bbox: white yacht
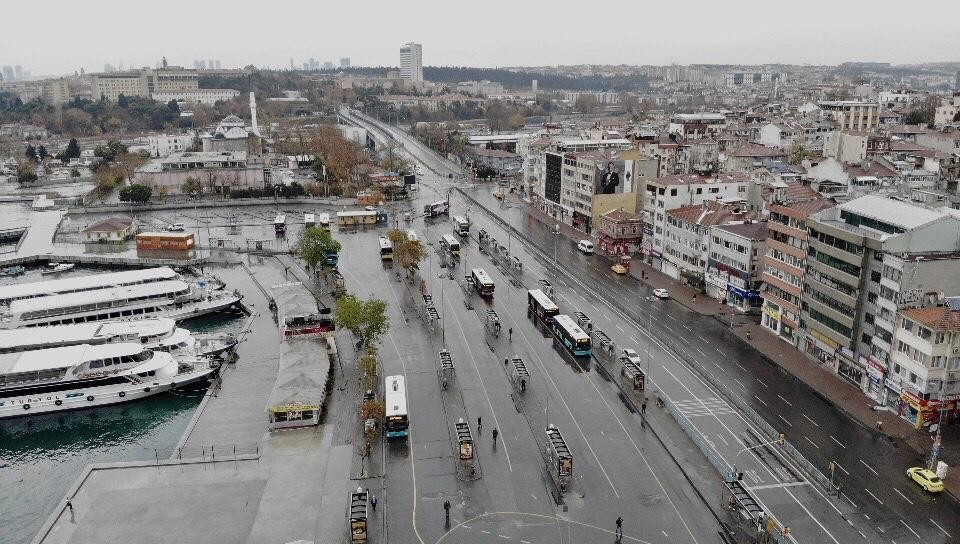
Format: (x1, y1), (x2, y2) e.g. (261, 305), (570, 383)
(0, 267), (179, 306)
(0, 342), (216, 419)
(0, 279), (243, 329)
(0, 318), (237, 358)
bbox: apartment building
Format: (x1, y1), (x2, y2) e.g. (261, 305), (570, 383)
(934, 97), (960, 128)
(661, 200), (754, 285)
(151, 88), (239, 106)
(667, 113), (727, 140)
(92, 67), (199, 101)
(399, 42), (423, 84)
(802, 195), (960, 396)
(760, 198), (836, 346)
(643, 172), (751, 265)
(818, 101), (879, 131)
(891, 303), (960, 428)
(707, 221), (768, 313)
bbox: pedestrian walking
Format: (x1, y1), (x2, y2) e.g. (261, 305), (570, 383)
(492, 428), (498, 445)
(508, 327), (513, 341)
(66, 499), (74, 522)
(371, 495), (377, 511)
(615, 516), (623, 540)
(641, 399), (647, 415)
(477, 416), (482, 435)
(443, 499), (451, 525)
(876, 420), (883, 432)
(504, 357), (509, 366)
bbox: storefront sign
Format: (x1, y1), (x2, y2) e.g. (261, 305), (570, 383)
(761, 303), (781, 320)
(705, 272), (726, 288)
(884, 377), (902, 394)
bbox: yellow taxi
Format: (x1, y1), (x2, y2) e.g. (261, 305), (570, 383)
(907, 467), (944, 493)
(611, 264), (627, 275)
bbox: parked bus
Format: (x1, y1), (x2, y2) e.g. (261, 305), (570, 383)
(527, 289), (560, 324)
(274, 213), (286, 234)
(440, 234), (461, 257)
(336, 210), (377, 227)
(406, 229), (419, 242)
(378, 236), (394, 261)
(317, 213), (331, 231)
(470, 268), (495, 297)
(385, 375), (409, 439)
(551, 314), (592, 357)
(453, 215), (469, 237)
(304, 212), (315, 228)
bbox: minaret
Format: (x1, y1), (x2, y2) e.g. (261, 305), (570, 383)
(249, 92), (259, 136)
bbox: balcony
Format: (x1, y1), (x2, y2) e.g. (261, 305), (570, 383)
(806, 296), (856, 330)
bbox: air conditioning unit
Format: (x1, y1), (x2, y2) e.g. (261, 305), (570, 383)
(953, 346), (960, 355)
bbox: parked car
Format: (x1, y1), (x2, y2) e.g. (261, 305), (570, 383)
(653, 288), (670, 299)
(577, 240), (594, 254)
(907, 467), (944, 493)
(167, 223), (185, 232)
(622, 348), (639, 359)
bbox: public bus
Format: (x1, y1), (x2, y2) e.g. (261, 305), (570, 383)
(317, 213), (331, 231)
(385, 374), (409, 439)
(527, 289), (560, 324)
(551, 314), (592, 357)
(440, 234), (461, 257)
(274, 213), (286, 234)
(378, 236), (394, 261)
(304, 212), (315, 228)
(406, 229), (419, 243)
(470, 268), (495, 297)
(453, 216), (469, 237)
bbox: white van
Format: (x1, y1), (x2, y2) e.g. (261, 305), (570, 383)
(577, 240), (594, 254)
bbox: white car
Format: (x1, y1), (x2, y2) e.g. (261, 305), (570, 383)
(364, 206), (377, 212)
(622, 348), (639, 359)
(577, 240), (594, 254)
(653, 288), (670, 299)
(167, 223), (185, 232)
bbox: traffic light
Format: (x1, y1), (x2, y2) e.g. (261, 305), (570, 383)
(778, 433), (785, 445)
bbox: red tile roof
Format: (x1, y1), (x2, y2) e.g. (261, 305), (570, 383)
(82, 217), (134, 233)
(901, 307), (960, 331)
(665, 200), (756, 227)
(729, 143), (785, 158)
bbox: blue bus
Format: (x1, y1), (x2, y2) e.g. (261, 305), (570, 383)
(551, 314), (592, 357)
(385, 375), (409, 439)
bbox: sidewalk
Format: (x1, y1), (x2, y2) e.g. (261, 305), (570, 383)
(520, 200), (960, 498)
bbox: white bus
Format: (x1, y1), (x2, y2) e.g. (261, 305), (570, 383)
(317, 213), (331, 231)
(527, 289), (560, 324)
(405, 229), (419, 242)
(378, 237), (394, 261)
(385, 374), (409, 439)
(440, 234), (461, 257)
(304, 212), (315, 228)
(551, 314), (592, 357)
(453, 215), (469, 237)
(470, 268), (494, 297)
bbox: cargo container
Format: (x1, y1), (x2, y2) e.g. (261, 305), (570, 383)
(135, 232), (195, 251)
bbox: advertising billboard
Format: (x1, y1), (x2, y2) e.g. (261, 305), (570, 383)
(594, 160), (633, 195)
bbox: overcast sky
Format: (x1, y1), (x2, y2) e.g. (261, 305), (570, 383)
(4, 0), (959, 76)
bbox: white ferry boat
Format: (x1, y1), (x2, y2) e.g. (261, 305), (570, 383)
(0, 267), (179, 306)
(0, 280), (243, 329)
(0, 318), (237, 358)
(0, 342), (216, 419)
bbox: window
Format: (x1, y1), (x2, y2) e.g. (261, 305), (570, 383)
(670, 188), (678, 196)
(870, 271), (881, 283)
(918, 327), (932, 340)
(864, 313), (874, 325)
(738, 185), (746, 193)
(932, 356), (945, 369)
(861, 333), (872, 345)
(934, 332), (947, 344)
(902, 319), (914, 334)
(909, 373), (918, 384)
(696, 188), (702, 195)
(897, 341), (910, 354)
(709, 187), (719, 193)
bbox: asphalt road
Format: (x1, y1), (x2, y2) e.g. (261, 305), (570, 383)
(342, 109), (960, 544)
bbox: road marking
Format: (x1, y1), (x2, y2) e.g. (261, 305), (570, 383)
(802, 414), (819, 427)
(931, 519), (952, 538)
(735, 362), (747, 372)
(777, 414), (793, 427)
(893, 488), (914, 505)
(481, 530), (491, 534)
(696, 347), (706, 357)
(754, 395), (768, 407)
(734, 379), (747, 391)
(682, 324), (692, 332)
(521, 541), (531, 544)
(714, 362), (723, 371)
(864, 488), (883, 504)
(666, 314), (676, 321)
(717, 348), (725, 356)
(745, 481), (811, 491)
(777, 395), (793, 407)
(900, 520), (921, 540)
(498, 535), (510, 540)
(829, 435), (846, 448)
(616, 324), (625, 333)
(844, 494), (858, 508)
(803, 436), (819, 449)
(756, 378), (768, 388)
(697, 334), (708, 342)
(833, 461), (849, 475)
(436, 511), (651, 544)
(860, 459), (879, 476)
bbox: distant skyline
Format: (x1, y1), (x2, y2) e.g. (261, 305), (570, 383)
(3, 0), (959, 76)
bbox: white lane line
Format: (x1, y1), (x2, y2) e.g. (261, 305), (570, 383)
(717, 348), (725, 356)
(833, 461), (850, 476)
(777, 395), (793, 407)
(754, 395), (768, 407)
(616, 324), (625, 333)
(682, 324), (693, 332)
(893, 488), (914, 505)
(697, 334), (708, 343)
(735, 379), (747, 391)
(666, 314), (677, 321)
(696, 347), (707, 357)
(521, 541), (532, 544)
(735, 362), (747, 372)
(481, 530), (491, 534)
(930, 519), (952, 538)
(802, 414), (820, 427)
(498, 535), (510, 540)
(756, 378), (768, 388)
(830, 435), (846, 449)
(864, 488), (883, 505)
(777, 414), (793, 427)
(714, 362), (723, 371)
(844, 494), (858, 508)
(860, 459), (879, 476)
(900, 520), (921, 540)
(803, 436), (819, 449)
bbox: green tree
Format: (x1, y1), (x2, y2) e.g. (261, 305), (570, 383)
(25, 144), (37, 163)
(70, 168), (81, 178)
(94, 140), (128, 163)
(334, 294), (389, 349)
(296, 226), (342, 268)
(128, 184), (152, 203)
(180, 176), (202, 196)
(788, 137), (807, 165)
(574, 93), (598, 114)
(16, 162), (37, 183)
(65, 138), (81, 160)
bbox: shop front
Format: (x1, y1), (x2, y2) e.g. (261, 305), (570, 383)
(761, 300), (781, 335)
(884, 376), (904, 413)
(837, 348), (865, 390)
(705, 270), (728, 301)
(806, 330), (838, 370)
(862, 355), (887, 404)
(726, 282), (762, 313)
(900, 390), (960, 429)
(572, 211), (591, 234)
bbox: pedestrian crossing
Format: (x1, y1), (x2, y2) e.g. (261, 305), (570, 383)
(671, 397), (735, 418)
